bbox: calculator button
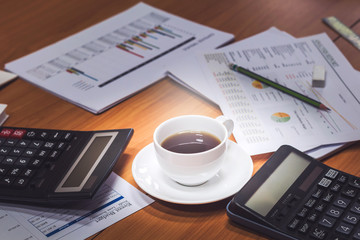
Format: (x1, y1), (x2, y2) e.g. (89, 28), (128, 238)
(37, 149), (49, 158)
(0, 176), (15, 186)
(11, 129), (26, 139)
(4, 139), (18, 146)
(48, 150), (60, 160)
(39, 131), (49, 139)
(43, 142), (55, 149)
(1, 177), (14, 186)
(9, 148), (23, 156)
(326, 206), (343, 218)
(25, 131), (37, 139)
(318, 178), (332, 188)
(305, 198), (317, 208)
(22, 149), (36, 157)
(56, 142), (67, 150)
(62, 132), (73, 141)
(307, 212), (320, 222)
(49, 131), (63, 140)
(0, 129), (14, 138)
(298, 222), (310, 234)
(17, 139), (30, 147)
(315, 202), (327, 212)
(318, 215), (336, 228)
(287, 218), (300, 230)
(333, 196), (351, 209)
(9, 167), (21, 176)
(325, 169), (339, 179)
(0, 147), (11, 155)
(21, 168), (35, 178)
(343, 212), (360, 225)
(309, 227), (327, 239)
(14, 157), (30, 167)
(341, 187), (357, 198)
(351, 202), (360, 214)
(335, 222), (353, 235)
(349, 178), (360, 189)
(322, 192), (334, 202)
(29, 140), (43, 148)
(312, 189), (323, 198)
(297, 207), (309, 218)
(337, 175), (348, 183)
(330, 183), (342, 192)
(2, 156), (16, 165)
(13, 177), (29, 188)
(0, 166), (9, 175)
(29, 158), (43, 168)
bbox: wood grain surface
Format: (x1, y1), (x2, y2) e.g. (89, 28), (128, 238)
(1, 0), (359, 239)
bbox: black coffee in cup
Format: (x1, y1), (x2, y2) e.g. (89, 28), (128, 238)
(161, 130), (221, 154)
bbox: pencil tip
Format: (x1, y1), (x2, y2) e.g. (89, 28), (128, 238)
(320, 104), (331, 111)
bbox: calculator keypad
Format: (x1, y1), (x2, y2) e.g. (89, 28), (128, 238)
(287, 169), (360, 239)
(0, 128), (74, 189)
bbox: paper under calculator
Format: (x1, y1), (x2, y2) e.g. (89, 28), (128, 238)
(227, 145), (360, 240)
(0, 127), (133, 204)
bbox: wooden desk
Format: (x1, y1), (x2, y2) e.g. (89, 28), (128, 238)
(1, 0), (360, 239)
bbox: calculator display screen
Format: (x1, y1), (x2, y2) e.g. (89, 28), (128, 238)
(62, 136), (112, 187)
(245, 152), (310, 216)
(55, 132), (118, 193)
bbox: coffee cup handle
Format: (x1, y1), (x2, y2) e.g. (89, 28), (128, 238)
(216, 115), (234, 138)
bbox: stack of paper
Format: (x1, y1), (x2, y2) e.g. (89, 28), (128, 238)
(167, 27), (360, 159)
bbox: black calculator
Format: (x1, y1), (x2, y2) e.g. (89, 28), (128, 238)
(0, 127), (133, 204)
(227, 145), (360, 240)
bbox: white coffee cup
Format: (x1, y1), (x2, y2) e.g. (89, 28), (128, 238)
(153, 115), (234, 186)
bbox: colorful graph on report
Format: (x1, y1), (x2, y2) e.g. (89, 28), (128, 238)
(27, 12), (195, 87)
(271, 112), (291, 123)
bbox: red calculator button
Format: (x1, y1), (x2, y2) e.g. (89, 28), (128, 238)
(0, 128), (14, 138)
(11, 129), (27, 139)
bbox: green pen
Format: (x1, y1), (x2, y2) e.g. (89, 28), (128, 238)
(229, 63), (330, 111)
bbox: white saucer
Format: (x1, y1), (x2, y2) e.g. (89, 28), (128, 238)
(132, 141), (253, 205)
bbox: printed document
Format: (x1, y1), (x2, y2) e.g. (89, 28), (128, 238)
(196, 33), (360, 155)
(5, 2), (233, 114)
(0, 172), (153, 240)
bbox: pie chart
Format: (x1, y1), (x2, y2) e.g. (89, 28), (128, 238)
(271, 112), (291, 123)
(252, 80), (269, 89)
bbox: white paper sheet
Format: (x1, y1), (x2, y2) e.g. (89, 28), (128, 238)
(0, 70), (17, 87)
(196, 33), (360, 155)
(167, 27), (360, 158)
(0, 172), (153, 240)
(5, 2), (233, 114)
(167, 27), (295, 103)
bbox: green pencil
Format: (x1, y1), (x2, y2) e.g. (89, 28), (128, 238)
(229, 63), (330, 111)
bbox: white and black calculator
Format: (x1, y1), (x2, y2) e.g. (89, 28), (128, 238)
(227, 145), (360, 240)
(0, 127), (133, 204)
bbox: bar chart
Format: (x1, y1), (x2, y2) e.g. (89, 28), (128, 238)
(27, 12), (194, 89)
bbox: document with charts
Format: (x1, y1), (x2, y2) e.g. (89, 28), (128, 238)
(5, 2), (233, 114)
(197, 33), (360, 155)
